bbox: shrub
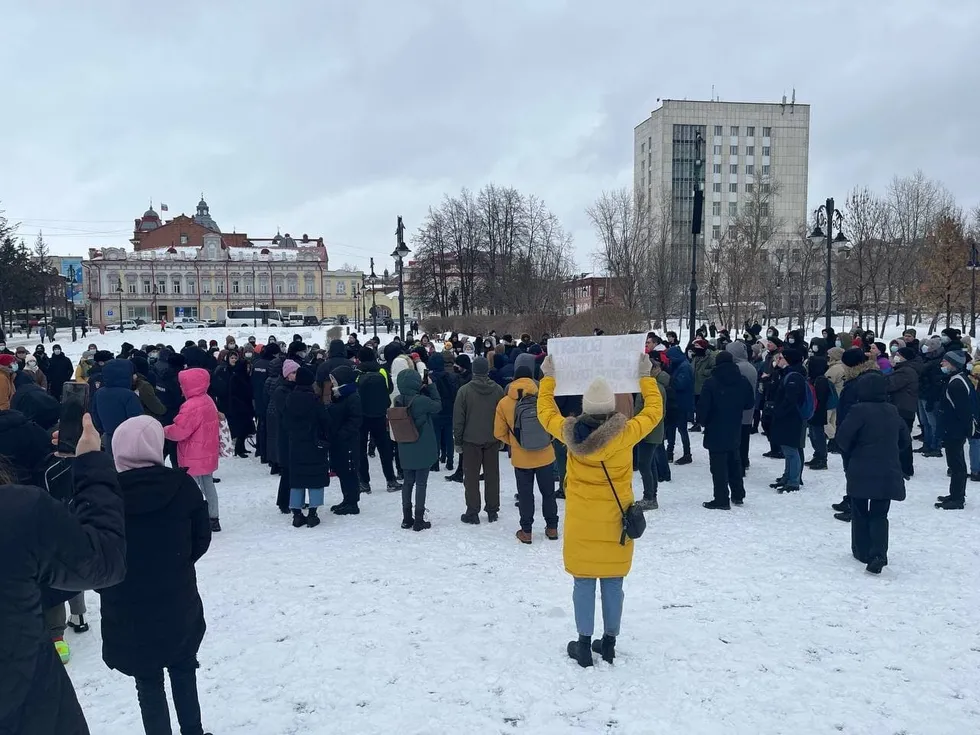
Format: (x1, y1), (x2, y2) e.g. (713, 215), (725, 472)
(559, 306), (647, 336)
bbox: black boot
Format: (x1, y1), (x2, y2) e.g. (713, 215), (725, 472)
(460, 512), (480, 525)
(702, 499), (731, 510)
(401, 507), (414, 530)
(935, 497), (965, 510)
(446, 468), (464, 483)
(834, 510), (852, 522)
(567, 635), (594, 668)
(386, 480), (403, 493)
(808, 459), (828, 470)
(67, 614), (89, 633)
(306, 508), (321, 528)
(831, 497), (849, 512)
(446, 457), (454, 471)
(292, 510), (307, 528)
(866, 557), (887, 574)
(413, 513), (431, 532)
(209, 517), (221, 532)
(591, 635), (616, 664)
(675, 454), (693, 465)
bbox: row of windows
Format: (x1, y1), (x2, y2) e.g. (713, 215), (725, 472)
(711, 182), (772, 194)
(713, 125), (772, 137)
(711, 201), (772, 217)
(118, 276), (356, 296)
(714, 163), (764, 175)
(712, 144), (771, 156)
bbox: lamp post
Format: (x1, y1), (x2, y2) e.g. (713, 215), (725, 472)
(116, 277), (124, 333)
(968, 241), (980, 338)
(352, 287), (360, 332)
(369, 257), (378, 338)
(251, 270), (257, 328)
(809, 197), (850, 333)
(67, 265), (78, 342)
(688, 129), (704, 345)
(392, 216), (410, 341)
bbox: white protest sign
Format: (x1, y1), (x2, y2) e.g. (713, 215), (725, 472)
(547, 333), (647, 396)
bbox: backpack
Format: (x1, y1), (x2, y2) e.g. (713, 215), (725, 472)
(785, 372), (816, 421)
(512, 390), (551, 451)
(387, 397), (419, 443)
(824, 380), (839, 410)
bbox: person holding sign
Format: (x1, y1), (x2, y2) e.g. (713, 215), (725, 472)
(537, 351), (663, 668)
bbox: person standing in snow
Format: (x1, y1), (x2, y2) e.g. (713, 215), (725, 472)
(284, 367), (330, 528)
(769, 348), (807, 493)
(454, 356), (505, 525)
(664, 346), (693, 464)
(269, 359), (299, 511)
(105, 416), (212, 734)
(392, 368), (441, 531)
(326, 365), (363, 515)
(726, 341), (758, 472)
(45, 344), (74, 401)
(936, 350), (972, 510)
(538, 352), (662, 668)
(91, 359), (143, 459)
(355, 346), (400, 493)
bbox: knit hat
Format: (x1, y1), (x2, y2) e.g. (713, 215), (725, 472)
(111, 416), (165, 472)
(693, 338), (710, 351)
(922, 337), (942, 354)
(358, 346), (375, 363)
(767, 337), (783, 350)
(514, 353), (537, 377)
(715, 351), (734, 365)
(782, 348), (805, 365)
(903, 328), (917, 339)
(874, 341), (888, 356)
(264, 342), (281, 359)
(0, 354), (16, 368)
(455, 354), (472, 371)
(842, 347), (867, 368)
(282, 359), (300, 379)
(942, 350), (968, 371)
(295, 366), (315, 387)
(897, 346), (917, 361)
(94, 350), (114, 363)
(582, 377), (616, 416)
(472, 356), (490, 376)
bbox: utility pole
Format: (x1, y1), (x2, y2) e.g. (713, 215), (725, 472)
(688, 129), (704, 345)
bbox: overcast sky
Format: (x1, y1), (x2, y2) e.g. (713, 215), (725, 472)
(3, 1), (978, 271)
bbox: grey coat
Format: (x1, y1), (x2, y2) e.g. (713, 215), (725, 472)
(727, 341), (759, 425)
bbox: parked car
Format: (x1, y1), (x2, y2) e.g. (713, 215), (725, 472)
(319, 317), (336, 326)
(106, 320), (140, 332)
(166, 317), (206, 329)
(303, 316), (320, 327)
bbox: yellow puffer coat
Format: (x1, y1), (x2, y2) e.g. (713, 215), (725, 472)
(494, 377), (556, 469)
(538, 375), (663, 579)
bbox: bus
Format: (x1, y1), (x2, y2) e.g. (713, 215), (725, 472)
(225, 308), (284, 327)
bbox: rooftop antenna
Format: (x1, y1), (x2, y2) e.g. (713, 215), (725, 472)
(781, 93), (787, 114)
(791, 87), (796, 113)
(711, 84), (714, 101)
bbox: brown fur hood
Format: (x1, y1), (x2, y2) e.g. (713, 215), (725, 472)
(561, 413), (628, 458)
(843, 359), (879, 382)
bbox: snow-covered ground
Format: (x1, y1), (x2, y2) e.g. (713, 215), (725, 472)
(35, 328), (980, 734)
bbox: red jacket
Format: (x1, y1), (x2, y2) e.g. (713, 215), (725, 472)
(164, 369), (220, 476)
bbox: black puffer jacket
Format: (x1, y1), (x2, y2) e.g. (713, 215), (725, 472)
(696, 359), (755, 452)
(885, 359), (920, 419)
(806, 356), (831, 428)
(11, 379), (61, 431)
(918, 352), (946, 409)
(837, 360), (880, 430)
(836, 372), (909, 501)
(266, 381), (294, 467)
(100, 464), (210, 678)
(940, 371), (974, 444)
(0, 409), (56, 485)
(326, 365), (362, 473)
(45, 352), (74, 402)
(316, 340), (353, 395)
(283, 385), (331, 488)
(356, 360), (393, 418)
(769, 363), (807, 449)
(0, 452), (127, 735)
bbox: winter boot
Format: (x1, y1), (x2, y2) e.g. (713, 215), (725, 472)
(567, 635), (594, 668)
(935, 497), (965, 510)
(487, 510), (499, 523)
(292, 510), (307, 528)
(731, 493), (745, 506)
(359, 481), (372, 495)
(53, 637), (71, 665)
(460, 512), (480, 525)
(675, 455), (693, 466)
(702, 499), (731, 510)
(778, 485), (800, 494)
(770, 478), (786, 489)
(209, 517), (221, 532)
(306, 508), (321, 528)
(516, 529), (533, 544)
(413, 517), (431, 532)
(834, 510), (852, 522)
(430, 462), (440, 472)
(386, 480), (403, 493)
(636, 496), (658, 511)
(555, 486), (566, 500)
(970, 473), (980, 482)
(591, 635), (616, 664)
(832, 497), (850, 512)
(866, 556), (887, 575)
(446, 468), (464, 483)
(808, 459), (828, 470)
(828, 439), (841, 454)
(333, 503), (360, 515)
(68, 615), (89, 633)
(689, 423), (702, 433)
(545, 527), (559, 541)
(446, 457), (454, 471)
(402, 507), (414, 530)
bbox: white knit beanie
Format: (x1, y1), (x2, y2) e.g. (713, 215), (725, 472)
(582, 377), (616, 416)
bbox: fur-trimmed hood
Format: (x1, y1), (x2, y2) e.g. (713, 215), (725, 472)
(843, 358), (879, 383)
(561, 412), (628, 459)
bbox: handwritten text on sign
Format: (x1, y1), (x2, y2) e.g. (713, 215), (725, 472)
(547, 334), (647, 396)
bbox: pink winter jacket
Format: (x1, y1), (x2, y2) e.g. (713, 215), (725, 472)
(163, 368), (220, 476)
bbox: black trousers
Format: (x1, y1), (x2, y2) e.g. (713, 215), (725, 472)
(337, 467), (360, 507)
(515, 465), (558, 532)
(708, 450), (744, 503)
(234, 435), (247, 455)
(945, 436), (967, 499)
(133, 657), (204, 735)
(255, 414), (266, 461)
(359, 416), (395, 484)
(164, 439), (179, 470)
(900, 413), (915, 477)
(850, 498), (890, 563)
(739, 424), (751, 468)
(635, 442), (658, 499)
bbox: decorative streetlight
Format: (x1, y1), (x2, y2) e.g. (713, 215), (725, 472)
(968, 241), (980, 338)
(809, 198), (850, 333)
(392, 216), (411, 341)
(67, 265), (78, 342)
(369, 257), (378, 338)
(251, 269), (258, 328)
(116, 277), (125, 333)
(352, 286), (360, 332)
(688, 129), (704, 345)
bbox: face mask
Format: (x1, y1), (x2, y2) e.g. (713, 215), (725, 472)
(893, 356), (904, 364)
(53, 349), (62, 355)
(941, 365), (952, 375)
(941, 335), (951, 344)
(0, 344), (5, 351)
(835, 340), (842, 348)
(890, 345), (898, 354)
(11, 363), (18, 372)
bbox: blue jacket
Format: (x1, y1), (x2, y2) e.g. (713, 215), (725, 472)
(92, 359), (143, 437)
(666, 346), (695, 416)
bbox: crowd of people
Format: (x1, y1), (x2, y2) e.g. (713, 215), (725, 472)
(1, 316), (975, 732)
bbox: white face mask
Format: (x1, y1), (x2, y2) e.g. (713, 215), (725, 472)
(53, 349), (61, 355)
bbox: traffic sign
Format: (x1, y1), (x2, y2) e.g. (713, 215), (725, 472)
(107, 310), (113, 316)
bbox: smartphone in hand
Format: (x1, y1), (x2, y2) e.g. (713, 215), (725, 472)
(57, 382), (89, 455)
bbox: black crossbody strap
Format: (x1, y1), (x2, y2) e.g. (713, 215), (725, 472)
(601, 462), (626, 515)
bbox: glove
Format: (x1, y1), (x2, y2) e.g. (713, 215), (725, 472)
(541, 354), (555, 378)
(454, 444), (464, 458)
(638, 352), (653, 379)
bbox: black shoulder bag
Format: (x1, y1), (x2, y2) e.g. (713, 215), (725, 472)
(601, 462), (647, 545)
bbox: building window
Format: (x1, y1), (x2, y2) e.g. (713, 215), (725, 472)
(713, 125), (722, 136)
(712, 182), (722, 193)
(746, 126), (755, 136)
(287, 278), (298, 295)
(763, 127), (772, 137)
(712, 202), (721, 216)
(640, 142), (646, 153)
(762, 183), (772, 194)
(745, 164), (755, 175)
(730, 126), (738, 136)
(713, 163), (721, 174)
(232, 280), (240, 294)
(275, 281), (284, 295)
(745, 183), (755, 194)
(305, 278), (315, 296)
(180, 234), (188, 245)
(244, 280), (252, 294)
(216, 280), (225, 295)
(187, 280), (196, 295)
(336, 281), (346, 295)
(729, 183), (738, 193)
(713, 144), (722, 155)
(760, 203), (770, 217)
(729, 202), (738, 216)
(730, 145), (738, 156)
(157, 279), (167, 294)
(259, 276), (269, 294)
(730, 164), (738, 175)
(712, 225), (721, 240)
(762, 164), (771, 176)
(142, 279), (151, 294)
(762, 146), (771, 156)
(172, 279), (180, 295)
(201, 279), (211, 295)
(747, 145), (755, 156)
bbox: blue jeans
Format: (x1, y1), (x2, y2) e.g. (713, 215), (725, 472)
(918, 399), (938, 451)
(290, 488), (324, 509)
(969, 438), (980, 475)
(781, 445), (802, 486)
(572, 577), (624, 638)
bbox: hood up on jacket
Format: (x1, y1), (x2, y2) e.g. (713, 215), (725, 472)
(328, 339), (347, 359)
(506, 376), (539, 400)
(396, 367), (423, 397)
(666, 346), (688, 365)
(854, 370), (888, 403)
(112, 415), (165, 472)
(726, 340), (748, 363)
(102, 358), (135, 389)
(177, 367), (211, 398)
(843, 358), (880, 383)
(827, 346), (844, 365)
(383, 342), (404, 365)
(712, 359), (743, 386)
(807, 355), (829, 379)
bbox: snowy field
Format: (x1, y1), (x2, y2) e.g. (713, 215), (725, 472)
(26, 327), (980, 734)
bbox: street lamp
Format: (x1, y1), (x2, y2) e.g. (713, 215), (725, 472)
(968, 241), (980, 338)
(369, 257), (378, 338)
(352, 286), (360, 332)
(809, 197), (850, 333)
(67, 265), (78, 342)
(251, 269), (257, 328)
(392, 216), (411, 341)
(116, 277), (124, 333)
(689, 129), (704, 345)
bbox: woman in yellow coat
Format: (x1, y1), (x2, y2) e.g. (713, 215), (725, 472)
(538, 352), (663, 667)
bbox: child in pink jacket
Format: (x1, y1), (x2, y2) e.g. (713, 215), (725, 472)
(164, 368), (222, 531)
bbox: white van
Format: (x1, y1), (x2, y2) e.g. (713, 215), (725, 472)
(286, 312), (305, 327)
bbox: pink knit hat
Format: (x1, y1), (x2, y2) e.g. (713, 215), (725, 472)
(282, 359), (300, 379)
(112, 416), (165, 472)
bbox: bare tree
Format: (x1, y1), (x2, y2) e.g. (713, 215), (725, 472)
(839, 187), (891, 329)
(644, 190), (680, 329)
(921, 208), (970, 329)
(587, 188), (648, 313)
